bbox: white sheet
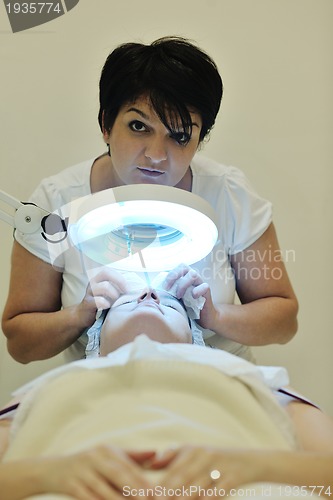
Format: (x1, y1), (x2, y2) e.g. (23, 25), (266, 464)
(4, 336), (317, 499)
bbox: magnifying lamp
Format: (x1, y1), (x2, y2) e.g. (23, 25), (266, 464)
(0, 184), (218, 272)
(68, 184), (218, 272)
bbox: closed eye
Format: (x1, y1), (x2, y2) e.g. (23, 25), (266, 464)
(164, 304), (177, 310)
(114, 299), (136, 308)
(162, 300), (185, 312)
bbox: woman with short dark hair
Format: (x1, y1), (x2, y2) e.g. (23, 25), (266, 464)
(2, 37), (298, 364)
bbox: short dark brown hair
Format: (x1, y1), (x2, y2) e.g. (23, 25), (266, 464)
(98, 36), (223, 143)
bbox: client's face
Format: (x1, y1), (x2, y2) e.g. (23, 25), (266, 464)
(100, 287), (192, 354)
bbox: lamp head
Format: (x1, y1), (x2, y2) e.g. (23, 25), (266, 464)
(68, 185), (218, 272)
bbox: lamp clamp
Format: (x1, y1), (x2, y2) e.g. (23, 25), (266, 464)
(0, 189), (68, 240)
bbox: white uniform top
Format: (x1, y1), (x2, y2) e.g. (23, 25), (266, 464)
(15, 153), (272, 361)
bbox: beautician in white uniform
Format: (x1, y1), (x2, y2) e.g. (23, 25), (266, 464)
(2, 37), (298, 363)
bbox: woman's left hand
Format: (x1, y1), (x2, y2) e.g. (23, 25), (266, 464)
(163, 264), (217, 330)
(148, 445), (268, 497)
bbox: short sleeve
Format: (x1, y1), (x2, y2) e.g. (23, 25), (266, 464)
(223, 166), (273, 254)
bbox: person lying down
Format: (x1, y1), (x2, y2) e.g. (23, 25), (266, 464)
(0, 285), (333, 500)
(84, 266), (208, 358)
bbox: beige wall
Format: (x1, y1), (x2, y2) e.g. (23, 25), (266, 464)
(0, 0), (332, 414)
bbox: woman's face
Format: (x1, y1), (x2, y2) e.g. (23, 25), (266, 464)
(100, 287), (192, 354)
(103, 95), (202, 189)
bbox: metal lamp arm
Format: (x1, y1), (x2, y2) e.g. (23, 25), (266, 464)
(0, 189), (66, 236)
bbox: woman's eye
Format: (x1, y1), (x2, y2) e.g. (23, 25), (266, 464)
(115, 300), (133, 307)
(129, 120), (147, 132)
(164, 303), (177, 310)
(170, 131), (190, 145)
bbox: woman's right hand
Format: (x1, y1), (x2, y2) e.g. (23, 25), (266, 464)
(2, 244), (130, 362)
(2, 446), (155, 500)
(77, 268), (129, 329)
(39, 446), (154, 500)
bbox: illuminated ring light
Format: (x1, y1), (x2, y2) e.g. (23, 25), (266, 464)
(68, 184), (218, 272)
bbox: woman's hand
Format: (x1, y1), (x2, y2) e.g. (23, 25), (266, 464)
(149, 445), (268, 496)
(163, 264), (217, 330)
(76, 269), (129, 329)
(36, 446), (154, 500)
